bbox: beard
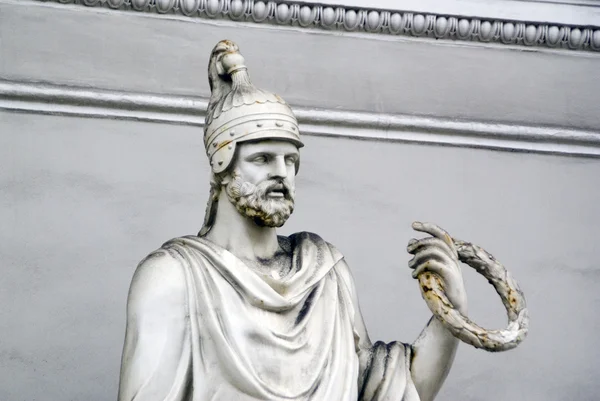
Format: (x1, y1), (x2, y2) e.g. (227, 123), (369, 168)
(224, 174), (296, 227)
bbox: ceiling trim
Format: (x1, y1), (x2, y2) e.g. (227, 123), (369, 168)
(3, 79), (599, 157)
(28, 0), (600, 52)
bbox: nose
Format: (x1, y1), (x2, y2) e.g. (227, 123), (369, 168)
(268, 156), (287, 180)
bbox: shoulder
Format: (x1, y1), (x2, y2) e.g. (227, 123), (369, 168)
(287, 231), (345, 260)
(127, 248), (188, 317)
(288, 231), (355, 286)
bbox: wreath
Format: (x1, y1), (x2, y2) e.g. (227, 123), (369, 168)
(416, 225), (529, 352)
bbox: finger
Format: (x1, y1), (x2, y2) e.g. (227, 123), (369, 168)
(412, 221), (452, 245)
(407, 237), (455, 260)
(412, 221), (457, 258)
(411, 259), (449, 279)
(408, 247), (454, 270)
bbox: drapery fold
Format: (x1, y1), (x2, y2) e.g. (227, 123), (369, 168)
(125, 232), (419, 401)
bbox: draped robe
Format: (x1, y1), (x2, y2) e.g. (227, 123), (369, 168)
(118, 232), (420, 401)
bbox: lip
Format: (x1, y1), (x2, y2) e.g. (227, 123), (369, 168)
(266, 184), (287, 198)
(267, 191), (285, 198)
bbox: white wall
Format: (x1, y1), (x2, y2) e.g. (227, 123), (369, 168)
(1, 110), (599, 400)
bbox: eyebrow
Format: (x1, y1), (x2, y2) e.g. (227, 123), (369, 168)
(244, 150), (299, 158)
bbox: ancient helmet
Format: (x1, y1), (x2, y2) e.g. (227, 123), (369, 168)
(204, 40), (303, 174)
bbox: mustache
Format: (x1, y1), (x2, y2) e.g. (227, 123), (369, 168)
(229, 177), (295, 200)
(260, 179), (294, 199)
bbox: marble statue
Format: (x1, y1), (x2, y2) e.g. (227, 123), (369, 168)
(118, 40), (528, 401)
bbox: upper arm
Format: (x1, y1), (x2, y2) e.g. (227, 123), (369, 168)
(118, 250), (189, 401)
(333, 256), (378, 392)
(336, 258), (373, 389)
(334, 257), (373, 350)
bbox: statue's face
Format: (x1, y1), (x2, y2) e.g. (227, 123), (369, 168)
(224, 140), (299, 227)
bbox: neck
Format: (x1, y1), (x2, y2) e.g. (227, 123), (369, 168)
(204, 191), (280, 261)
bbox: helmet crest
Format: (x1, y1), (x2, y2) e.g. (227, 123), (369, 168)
(204, 40), (303, 174)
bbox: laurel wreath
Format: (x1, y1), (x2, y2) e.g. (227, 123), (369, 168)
(417, 238), (529, 352)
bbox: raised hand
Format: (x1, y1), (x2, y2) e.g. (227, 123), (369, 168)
(407, 221), (467, 314)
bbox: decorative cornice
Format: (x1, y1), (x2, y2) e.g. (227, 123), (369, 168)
(2, 79), (599, 157)
(34, 0), (600, 52)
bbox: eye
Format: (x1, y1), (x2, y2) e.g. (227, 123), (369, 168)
(252, 155), (268, 164)
(285, 156), (298, 165)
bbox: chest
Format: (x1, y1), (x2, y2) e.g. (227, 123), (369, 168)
(244, 252), (293, 280)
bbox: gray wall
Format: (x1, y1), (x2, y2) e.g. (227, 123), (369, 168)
(2, 1), (600, 400)
(3, 1), (600, 131)
(1, 110), (599, 401)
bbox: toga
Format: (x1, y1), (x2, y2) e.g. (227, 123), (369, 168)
(118, 232), (420, 401)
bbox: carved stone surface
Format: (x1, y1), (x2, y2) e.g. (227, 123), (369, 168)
(415, 225), (529, 352)
(117, 40), (528, 401)
(36, 0), (600, 52)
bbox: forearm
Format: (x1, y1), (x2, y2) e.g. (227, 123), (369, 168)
(410, 313), (462, 401)
(406, 222), (472, 401)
